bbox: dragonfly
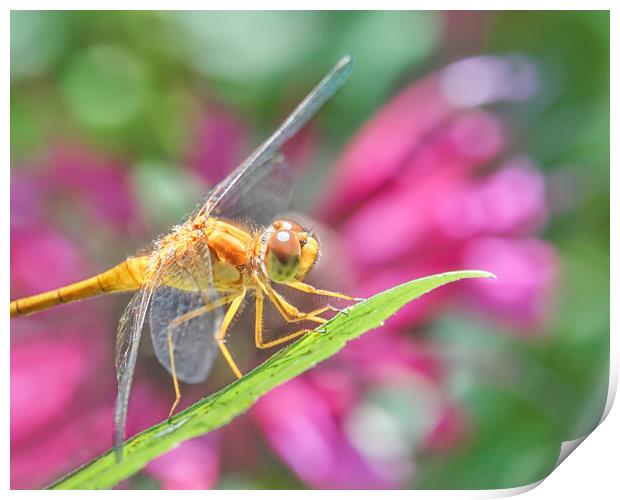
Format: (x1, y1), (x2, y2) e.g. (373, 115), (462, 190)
(10, 55), (357, 459)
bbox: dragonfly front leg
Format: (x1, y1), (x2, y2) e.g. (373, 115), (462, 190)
(283, 280), (360, 302)
(256, 280), (333, 324)
(254, 288), (319, 349)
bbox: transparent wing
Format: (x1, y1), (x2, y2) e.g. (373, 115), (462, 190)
(149, 287), (220, 383)
(207, 153), (293, 227)
(113, 262), (163, 459)
(148, 241), (224, 384)
(193, 55), (354, 222)
(113, 56), (354, 457)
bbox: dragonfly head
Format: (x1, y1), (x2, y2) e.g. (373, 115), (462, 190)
(264, 219), (319, 283)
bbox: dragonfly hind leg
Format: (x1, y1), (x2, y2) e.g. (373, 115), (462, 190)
(165, 293), (237, 419)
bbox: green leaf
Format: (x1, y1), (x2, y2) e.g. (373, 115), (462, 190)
(49, 270), (494, 490)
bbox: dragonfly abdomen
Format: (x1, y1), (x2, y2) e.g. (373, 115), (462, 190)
(10, 256), (150, 317)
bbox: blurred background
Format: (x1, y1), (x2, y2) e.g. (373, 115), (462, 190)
(10, 11), (609, 490)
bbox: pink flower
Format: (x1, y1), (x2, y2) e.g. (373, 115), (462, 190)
(317, 55), (555, 328)
(11, 55), (557, 490)
(254, 378), (389, 489)
(462, 237), (557, 329)
(187, 106), (247, 186)
(11, 152), (168, 489)
(144, 436), (220, 490)
(252, 55), (556, 488)
(11, 140), (228, 490)
(11, 188), (116, 488)
(253, 330), (463, 489)
(10, 319), (111, 489)
(186, 103), (317, 187)
(123, 384), (221, 490)
(44, 143), (142, 234)
(11, 226), (88, 297)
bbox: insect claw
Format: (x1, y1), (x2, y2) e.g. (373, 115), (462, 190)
(326, 304), (349, 317)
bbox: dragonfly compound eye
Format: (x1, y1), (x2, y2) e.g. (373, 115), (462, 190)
(266, 230), (301, 283)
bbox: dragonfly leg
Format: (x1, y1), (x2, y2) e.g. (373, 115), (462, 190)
(169, 294), (236, 329)
(257, 280), (329, 324)
(166, 330), (182, 421)
(166, 293), (237, 419)
(283, 281), (360, 302)
(254, 286), (264, 347)
(254, 287), (317, 349)
(215, 289), (247, 379)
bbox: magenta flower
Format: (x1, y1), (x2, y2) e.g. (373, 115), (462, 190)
(187, 106), (248, 185)
(11, 55), (557, 490)
(11, 225), (88, 298)
(253, 330), (453, 489)
(144, 436), (220, 490)
(254, 378), (387, 489)
(462, 236), (556, 329)
(251, 56), (557, 488)
(44, 143), (141, 234)
(11, 135), (233, 489)
(121, 383), (221, 490)
(186, 104), (318, 188)
(11, 150), (139, 487)
(10, 312), (111, 489)
(11, 161), (119, 489)
(317, 55), (556, 329)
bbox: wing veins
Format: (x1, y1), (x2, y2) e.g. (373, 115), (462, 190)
(197, 55), (353, 219)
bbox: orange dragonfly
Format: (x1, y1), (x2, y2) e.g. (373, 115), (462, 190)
(10, 55), (356, 458)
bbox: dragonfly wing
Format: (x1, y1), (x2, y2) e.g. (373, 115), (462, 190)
(193, 56), (353, 222)
(208, 153), (293, 226)
(247, 54), (354, 166)
(149, 287), (223, 384)
(113, 263), (162, 459)
(112, 57), (354, 456)
(149, 240), (224, 384)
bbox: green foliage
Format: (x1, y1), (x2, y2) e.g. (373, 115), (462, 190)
(49, 270), (493, 490)
(418, 316), (567, 488)
(417, 384), (562, 489)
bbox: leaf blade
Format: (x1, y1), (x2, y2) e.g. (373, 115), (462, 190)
(50, 270), (494, 490)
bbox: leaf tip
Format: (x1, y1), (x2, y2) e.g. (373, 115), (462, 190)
(464, 270), (497, 280)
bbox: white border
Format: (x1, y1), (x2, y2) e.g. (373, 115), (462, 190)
(4, 3), (615, 497)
